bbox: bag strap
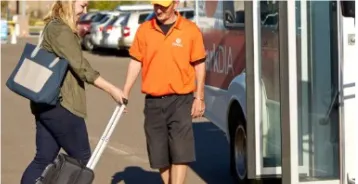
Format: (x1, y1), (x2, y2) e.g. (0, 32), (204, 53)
(30, 22), (50, 58)
(29, 22), (62, 69)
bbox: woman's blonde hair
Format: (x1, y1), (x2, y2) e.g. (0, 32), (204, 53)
(43, 0), (77, 32)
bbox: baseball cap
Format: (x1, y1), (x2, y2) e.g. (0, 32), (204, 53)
(151, 0), (174, 7)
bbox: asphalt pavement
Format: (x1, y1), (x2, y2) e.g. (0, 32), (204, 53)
(1, 38), (235, 184)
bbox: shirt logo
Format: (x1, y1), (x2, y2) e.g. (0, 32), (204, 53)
(172, 38), (183, 47)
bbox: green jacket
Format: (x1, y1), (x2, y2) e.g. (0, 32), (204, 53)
(31, 18), (100, 118)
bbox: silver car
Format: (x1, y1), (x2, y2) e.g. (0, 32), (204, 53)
(90, 12), (120, 50)
(101, 13), (129, 49)
(118, 10), (153, 50)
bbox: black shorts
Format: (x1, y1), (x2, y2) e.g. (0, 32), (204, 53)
(143, 93), (195, 169)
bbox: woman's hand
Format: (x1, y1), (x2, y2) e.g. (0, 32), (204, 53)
(93, 76), (127, 106)
(109, 87), (126, 105)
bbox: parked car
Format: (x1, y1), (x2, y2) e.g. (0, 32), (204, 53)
(101, 13), (129, 49)
(78, 12), (101, 38)
(78, 11), (109, 50)
(117, 10), (153, 50)
(115, 4), (153, 12)
(79, 12), (97, 22)
(89, 12), (121, 50)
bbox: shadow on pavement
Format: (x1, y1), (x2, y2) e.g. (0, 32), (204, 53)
(190, 121), (236, 184)
(110, 122), (234, 184)
(111, 122), (281, 184)
(111, 166), (162, 184)
(190, 121), (282, 184)
(88, 48), (129, 58)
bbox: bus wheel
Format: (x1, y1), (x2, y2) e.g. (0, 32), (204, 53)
(229, 107), (248, 183)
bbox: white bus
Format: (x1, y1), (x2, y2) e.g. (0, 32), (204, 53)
(197, 1), (356, 183)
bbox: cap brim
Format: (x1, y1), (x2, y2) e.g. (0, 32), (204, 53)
(151, 1), (172, 7)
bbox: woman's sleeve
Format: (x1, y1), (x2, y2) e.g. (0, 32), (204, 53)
(45, 23), (100, 84)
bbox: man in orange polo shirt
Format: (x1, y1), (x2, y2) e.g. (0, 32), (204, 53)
(122, 0), (206, 183)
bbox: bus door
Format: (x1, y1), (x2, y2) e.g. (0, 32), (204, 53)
(340, 1), (356, 183)
(245, 0), (283, 179)
(245, 0), (356, 183)
(279, 1), (356, 184)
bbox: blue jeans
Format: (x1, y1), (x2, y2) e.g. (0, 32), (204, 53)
(21, 104), (91, 184)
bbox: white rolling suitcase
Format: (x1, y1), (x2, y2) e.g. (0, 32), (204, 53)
(36, 101), (127, 184)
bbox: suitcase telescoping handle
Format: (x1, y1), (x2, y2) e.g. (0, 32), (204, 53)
(86, 99), (128, 170)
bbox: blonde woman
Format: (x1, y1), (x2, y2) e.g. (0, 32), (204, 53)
(20, 1), (125, 183)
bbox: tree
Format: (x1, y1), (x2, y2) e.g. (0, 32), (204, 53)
(88, 1), (140, 11)
(1, 1), (9, 18)
(1, 1), (8, 9)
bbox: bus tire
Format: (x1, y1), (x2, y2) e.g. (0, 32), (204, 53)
(229, 103), (249, 184)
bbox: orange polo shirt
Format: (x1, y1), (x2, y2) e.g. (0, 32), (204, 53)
(129, 13), (206, 96)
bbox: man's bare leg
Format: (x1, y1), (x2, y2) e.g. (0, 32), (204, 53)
(159, 166), (171, 184)
(170, 164), (188, 184)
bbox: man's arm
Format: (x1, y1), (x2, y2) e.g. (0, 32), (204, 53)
(190, 26), (207, 100)
(124, 23), (144, 96)
(123, 59), (142, 96)
(193, 59), (206, 100)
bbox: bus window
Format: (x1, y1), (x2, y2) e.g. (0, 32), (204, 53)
(260, 1), (278, 28)
(259, 0), (281, 168)
(223, 0), (245, 28)
(341, 0), (355, 18)
(185, 11), (194, 20)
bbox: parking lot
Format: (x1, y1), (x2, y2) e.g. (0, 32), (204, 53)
(1, 38), (235, 184)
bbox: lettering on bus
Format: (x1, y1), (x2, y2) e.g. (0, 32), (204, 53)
(205, 43), (235, 76)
